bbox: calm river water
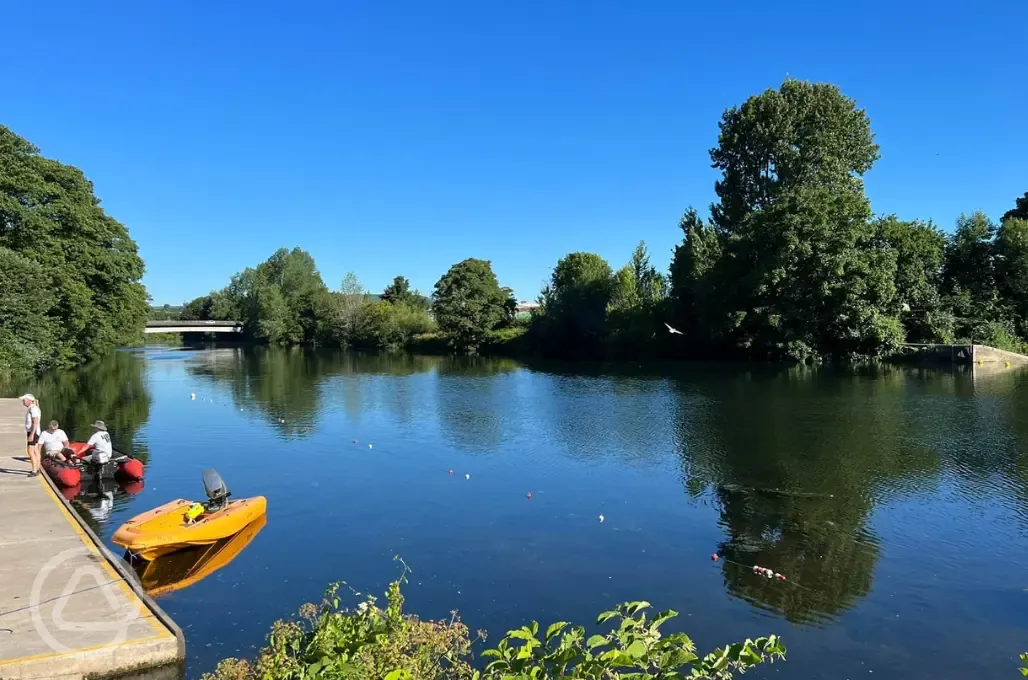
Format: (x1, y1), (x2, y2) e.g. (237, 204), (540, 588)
(6, 346), (1028, 678)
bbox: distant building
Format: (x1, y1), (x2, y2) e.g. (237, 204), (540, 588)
(515, 301), (540, 318)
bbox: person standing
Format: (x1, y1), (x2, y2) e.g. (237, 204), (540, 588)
(20, 394), (41, 476)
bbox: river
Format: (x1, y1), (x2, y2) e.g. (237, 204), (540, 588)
(6, 346), (1028, 679)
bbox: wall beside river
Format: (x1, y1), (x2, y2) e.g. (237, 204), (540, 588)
(5, 345), (1028, 680)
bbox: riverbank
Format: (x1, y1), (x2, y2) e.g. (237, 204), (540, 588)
(0, 399), (183, 680)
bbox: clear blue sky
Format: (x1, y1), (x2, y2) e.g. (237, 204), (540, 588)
(3, 1), (1024, 304)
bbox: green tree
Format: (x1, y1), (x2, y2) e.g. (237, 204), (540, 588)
(432, 259), (514, 351)
(1002, 192), (1028, 223)
(995, 217), (1028, 334)
(607, 242), (666, 351)
(668, 208), (722, 346)
(874, 216), (953, 343)
(0, 248), (56, 373)
(382, 275), (413, 305)
(703, 80), (899, 360)
(0, 125), (148, 371)
(538, 252), (613, 357)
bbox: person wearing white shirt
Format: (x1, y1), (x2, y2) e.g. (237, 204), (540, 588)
(20, 394), (41, 477)
(82, 420), (113, 465)
(38, 420), (72, 461)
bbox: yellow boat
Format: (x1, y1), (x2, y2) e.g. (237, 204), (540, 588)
(134, 514), (266, 597)
(112, 469), (267, 560)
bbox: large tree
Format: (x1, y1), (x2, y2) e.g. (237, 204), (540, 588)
(223, 248), (331, 344)
(1002, 192), (1028, 223)
(432, 258), (514, 351)
(0, 125), (148, 371)
(539, 252), (613, 355)
(701, 80), (900, 360)
(874, 216), (952, 343)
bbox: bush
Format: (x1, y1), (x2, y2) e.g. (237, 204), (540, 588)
(202, 560), (477, 680)
(203, 560), (784, 680)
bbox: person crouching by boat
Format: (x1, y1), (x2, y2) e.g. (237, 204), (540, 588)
(80, 420), (113, 466)
(20, 394), (41, 477)
(38, 420), (74, 462)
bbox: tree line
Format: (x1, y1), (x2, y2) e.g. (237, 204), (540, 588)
(173, 250), (520, 354)
(0, 126), (148, 375)
(7, 78), (1028, 374)
(174, 80), (1028, 362)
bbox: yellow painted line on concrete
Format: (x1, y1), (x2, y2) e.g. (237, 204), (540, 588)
(0, 476), (176, 670)
(0, 633), (168, 667)
(34, 474), (173, 639)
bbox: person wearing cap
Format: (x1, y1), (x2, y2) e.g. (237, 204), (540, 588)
(38, 420), (74, 462)
(81, 420), (113, 465)
(20, 394), (41, 476)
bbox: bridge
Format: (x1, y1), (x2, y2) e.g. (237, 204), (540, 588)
(145, 320), (243, 334)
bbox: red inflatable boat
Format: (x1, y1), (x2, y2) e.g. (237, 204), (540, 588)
(41, 443), (146, 488)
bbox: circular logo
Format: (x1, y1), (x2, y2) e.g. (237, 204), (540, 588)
(30, 547), (140, 652)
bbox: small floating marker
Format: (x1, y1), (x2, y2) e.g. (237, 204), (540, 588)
(598, 514), (605, 523)
(465, 473), (471, 480)
(775, 573), (786, 581)
(353, 439), (358, 444)
(190, 393), (196, 400)
(525, 492), (532, 499)
(368, 444), (373, 449)
(448, 470), (454, 475)
(711, 554), (719, 562)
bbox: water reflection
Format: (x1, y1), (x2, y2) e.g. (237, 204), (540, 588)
(1, 349), (152, 461)
(15, 347), (1028, 679)
(132, 515), (266, 598)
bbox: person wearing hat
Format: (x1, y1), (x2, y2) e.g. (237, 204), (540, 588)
(20, 394), (41, 476)
(81, 420), (113, 466)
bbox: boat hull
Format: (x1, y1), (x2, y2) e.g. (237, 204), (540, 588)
(112, 496), (267, 560)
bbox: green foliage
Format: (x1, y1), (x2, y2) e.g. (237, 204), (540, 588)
(0, 125), (148, 373)
(480, 601), (783, 679)
(0, 248), (56, 373)
(147, 304), (183, 321)
(995, 218), (1028, 333)
(201, 560), (478, 680)
(204, 564), (784, 680)
(537, 252), (613, 357)
(382, 275), (429, 309)
(1003, 192), (1028, 223)
(607, 243), (667, 354)
(709, 79), (879, 234)
(669, 209), (721, 343)
(874, 216), (953, 343)
(1020, 652), (1028, 676)
(432, 259), (516, 352)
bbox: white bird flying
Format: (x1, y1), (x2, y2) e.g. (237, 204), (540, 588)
(665, 323), (683, 335)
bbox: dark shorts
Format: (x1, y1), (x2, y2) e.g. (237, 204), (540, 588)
(27, 432), (39, 445)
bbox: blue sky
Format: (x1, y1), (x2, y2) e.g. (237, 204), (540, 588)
(3, 1), (1025, 304)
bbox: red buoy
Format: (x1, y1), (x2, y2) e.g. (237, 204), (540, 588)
(448, 470), (454, 475)
(526, 492), (533, 499)
(711, 554), (719, 561)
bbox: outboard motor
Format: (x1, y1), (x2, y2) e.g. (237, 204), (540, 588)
(202, 468), (231, 511)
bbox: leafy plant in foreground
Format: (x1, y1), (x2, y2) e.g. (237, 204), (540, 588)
(203, 560), (784, 680)
(476, 600), (784, 680)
